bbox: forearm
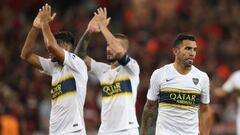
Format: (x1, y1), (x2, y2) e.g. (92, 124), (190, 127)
(21, 26), (39, 59)
(100, 26), (124, 56)
(41, 22), (58, 51)
(199, 105), (211, 135)
(74, 30), (91, 59)
(140, 104), (156, 135)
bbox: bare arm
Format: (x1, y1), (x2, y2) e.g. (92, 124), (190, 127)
(140, 99), (158, 135)
(21, 27), (42, 70)
(74, 29), (92, 70)
(40, 4), (64, 62)
(41, 22), (64, 62)
(199, 104), (211, 135)
(20, 9), (43, 70)
(74, 30), (91, 59)
(95, 8), (124, 58)
(212, 88), (227, 98)
(100, 27), (124, 58)
(74, 9), (112, 69)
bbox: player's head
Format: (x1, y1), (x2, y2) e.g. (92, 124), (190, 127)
(50, 31), (75, 62)
(172, 33), (197, 67)
(54, 31), (75, 51)
(106, 33), (129, 62)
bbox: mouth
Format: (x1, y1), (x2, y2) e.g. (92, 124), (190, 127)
(185, 58), (194, 64)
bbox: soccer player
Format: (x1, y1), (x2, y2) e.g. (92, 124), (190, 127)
(74, 8), (140, 135)
(20, 4), (87, 135)
(140, 34), (211, 135)
(214, 70), (240, 135)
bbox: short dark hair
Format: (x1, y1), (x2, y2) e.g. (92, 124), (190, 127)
(173, 33), (195, 48)
(113, 33), (129, 49)
(54, 31), (75, 48)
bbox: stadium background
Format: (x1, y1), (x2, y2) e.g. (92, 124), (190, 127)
(0, 0), (239, 134)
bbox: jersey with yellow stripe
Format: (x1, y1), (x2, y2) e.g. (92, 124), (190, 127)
(90, 58), (140, 133)
(147, 63), (210, 135)
(39, 50), (88, 135)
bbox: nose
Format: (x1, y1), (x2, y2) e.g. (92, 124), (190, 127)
(189, 49), (196, 57)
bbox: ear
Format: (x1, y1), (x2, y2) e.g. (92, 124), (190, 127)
(172, 48), (178, 55)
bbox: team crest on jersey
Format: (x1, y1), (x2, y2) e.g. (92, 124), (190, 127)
(192, 78), (199, 85)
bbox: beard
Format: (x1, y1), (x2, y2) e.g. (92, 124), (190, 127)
(183, 58), (194, 67)
(107, 55), (117, 62)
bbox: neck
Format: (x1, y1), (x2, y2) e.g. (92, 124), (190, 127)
(173, 60), (192, 75)
(111, 61), (119, 69)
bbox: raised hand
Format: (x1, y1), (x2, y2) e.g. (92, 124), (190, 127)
(94, 7), (111, 30)
(87, 15), (101, 33)
(39, 3), (56, 25)
(33, 10), (42, 29)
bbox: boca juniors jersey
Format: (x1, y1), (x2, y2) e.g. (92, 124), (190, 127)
(147, 63), (210, 135)
(39, 50), (88, 135)
(90, 58), (140, 133)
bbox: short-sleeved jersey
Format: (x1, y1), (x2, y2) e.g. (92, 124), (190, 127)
(223, 70), (240, 112)
(223, 70), (240, 93)
(90, 57), (140, 133)
(147, 63), (210, 135)
(39, 50), (88, 135)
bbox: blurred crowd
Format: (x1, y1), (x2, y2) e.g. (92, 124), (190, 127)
(1, 0), (240, 134)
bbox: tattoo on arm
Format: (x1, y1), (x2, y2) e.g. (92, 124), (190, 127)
(74, 30), (91, 59)
(140, 100), (158, 135)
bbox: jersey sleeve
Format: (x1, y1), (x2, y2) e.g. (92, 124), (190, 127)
(63, 50), (87, 74)
(90, 59), (109, 79)
(147, 69), (160, 101)
(201, 73), (210, 104)
(122, 57), (140, 76)
(39, 56), (54, 76)
(222, 72), (237, 93)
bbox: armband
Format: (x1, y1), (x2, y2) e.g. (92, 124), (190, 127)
(118, 54), (130, 66)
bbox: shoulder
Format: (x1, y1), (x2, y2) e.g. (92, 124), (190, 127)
(129, 57), (139, 64)
(68, 51), (81, 61)
(151, 64), (171, 77)
(232, 70), (240, 76)
(91, 58), (110, 68)
(192, 66), (209, 80)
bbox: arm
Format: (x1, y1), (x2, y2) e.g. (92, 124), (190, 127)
(74, 30), (92, 69)
(100, 26), (125, 58)
(41, 22), (64, 62)
(74, 30), (91, 59)
(140, 70), (160, 135)
(212, 87), (227, 98)
(20, 10), (43, 70)
(199, 104), (212, 135)
(40, 4), (64, 62)
(140, 99), (158, 135)
(74, 11), (110, 69)
(95, 8), (124, 58)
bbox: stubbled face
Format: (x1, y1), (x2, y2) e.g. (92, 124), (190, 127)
(174, 40), (197, 67)
(106, 45), (117, 62)
(106, 38), (126, 62)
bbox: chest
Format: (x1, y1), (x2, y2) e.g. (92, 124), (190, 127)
(100, 67), (128, 83)
(160, 74), (202, 91)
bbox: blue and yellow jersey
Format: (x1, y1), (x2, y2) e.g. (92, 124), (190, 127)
(147, 63), (210, 135)
(51, 74), (77, 100)
(39, 50), (88, 135)
(90, 58), (140, 133)
(159, 88), (201, 109)
(100, 76), (132, 99)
